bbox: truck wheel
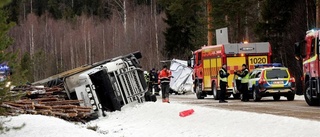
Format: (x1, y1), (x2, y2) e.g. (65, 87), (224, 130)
(233, 93), (240, 99)
(212, 83), (219, 100)
(273, 95), (280, 101)
(253, 86), (261, 102)
(150, 94), (157, 102)
(287, 93), (295, 101)
(144, 91), (152, 101)
(304, 81), (320, 106)
(196, 82), (204, 99)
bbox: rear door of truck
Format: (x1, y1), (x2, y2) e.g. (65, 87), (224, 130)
(227, 57), (246, 90)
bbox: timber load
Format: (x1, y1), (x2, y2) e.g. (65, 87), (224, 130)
(1, 85), (93, 122)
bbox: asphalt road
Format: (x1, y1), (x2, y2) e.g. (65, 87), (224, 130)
(165, 93), (320, 121)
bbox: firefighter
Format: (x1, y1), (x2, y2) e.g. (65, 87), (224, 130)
(150, 68), (160, 96)
(219, 64), (230, 103)
(158, 65), (172, 103)
(144, 71), (150, 84)
(236, 64), (250, 102)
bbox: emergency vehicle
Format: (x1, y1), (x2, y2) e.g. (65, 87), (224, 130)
(247, 63), (296, 101)
(191, 42), (272, 99)
(295, 29), (320, 106)
(0, 63), (10, 82)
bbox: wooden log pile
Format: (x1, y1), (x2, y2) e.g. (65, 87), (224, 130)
(1, 85), (94, 122)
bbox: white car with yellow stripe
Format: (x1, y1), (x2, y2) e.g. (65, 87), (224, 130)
(247, 64), (296, 101)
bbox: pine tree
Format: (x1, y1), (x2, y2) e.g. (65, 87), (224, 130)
(255, 0), (294, 63)
(160, 0), (206, 59)
(0, 0), (25, 115)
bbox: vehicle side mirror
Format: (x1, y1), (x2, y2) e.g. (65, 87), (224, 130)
(187, 60), (191, 67)
(294, 42), (301, 60)
(294, 41), (306, 60)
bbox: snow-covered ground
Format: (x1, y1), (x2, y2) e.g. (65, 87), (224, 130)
(2, 101), (320, 137)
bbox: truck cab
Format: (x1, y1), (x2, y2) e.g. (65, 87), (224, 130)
(295, 29), (320, 106)
(33, 52), (148, 118)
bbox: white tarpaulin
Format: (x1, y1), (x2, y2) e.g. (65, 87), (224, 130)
(169, 59), (193, 93)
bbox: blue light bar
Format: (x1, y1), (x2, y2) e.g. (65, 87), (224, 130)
(254, 63), (282, 68)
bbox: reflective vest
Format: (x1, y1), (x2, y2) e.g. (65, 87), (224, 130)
(158, 69), (171, 84)
(241, 69), (249, 83)
(219, 69), (228, 82)
(144, 73), (150, 83)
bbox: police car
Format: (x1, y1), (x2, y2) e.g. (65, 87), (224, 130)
(247, 63), (296, 101)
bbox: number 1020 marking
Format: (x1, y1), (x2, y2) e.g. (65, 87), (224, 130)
(250, 58), (267, 64)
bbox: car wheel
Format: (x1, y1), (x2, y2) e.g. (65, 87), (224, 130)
(212, 83), (219, 100)
(273, 95), (280, 101)
(304, 81), (320, 106)
(287, 93), (295, 101)
(253, 86), (261, 102)
(233, 93), (241, 99)
(196, 81), (204, 99)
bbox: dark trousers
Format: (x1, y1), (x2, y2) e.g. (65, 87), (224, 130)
(241, 83), (249, 101)
(161, 83), (170, 99)
(219, 81), (227, 101)
(153, 83), (160, 94)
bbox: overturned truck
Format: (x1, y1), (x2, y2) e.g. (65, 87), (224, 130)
(33, 51), (149, 118)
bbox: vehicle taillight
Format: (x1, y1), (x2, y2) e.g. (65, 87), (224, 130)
(258, 71), (266, 84)
(289, 77), (295, 83)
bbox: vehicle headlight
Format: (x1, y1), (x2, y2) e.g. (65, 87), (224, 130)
(5, 81), (11, 88)
(90, 99), (95, 105)
(92, 105), (97, 110)
(88, 93), (93, 98)
(85, 87), (91, 92)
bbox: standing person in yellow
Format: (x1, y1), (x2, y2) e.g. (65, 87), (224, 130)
(219, 64), (230, 103)
(236, 64), (250, 102)
(158, 65), (172, 103)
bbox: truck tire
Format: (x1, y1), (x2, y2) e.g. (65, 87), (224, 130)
(253, 86), (261, 102)
(273, 95), (280, 101)
(287, 93), (295, 101)
(195, 81), (204, 99)
(233, 93), (240, 99)
(212, 83), (219, 100)
(304, 81), (320, 106)
(150, 94), (157, 102)
(144, 91), (152, 101)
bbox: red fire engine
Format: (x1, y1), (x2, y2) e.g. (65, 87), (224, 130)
(190, 42), (272, 99)
(295, 29), (320, 106)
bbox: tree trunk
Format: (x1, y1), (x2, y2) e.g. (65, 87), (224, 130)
(154, 0), (159, 67)
(30, 0), (33, 13)
(88, 31), (92, 64)
(103, 24), (106, 58)
(124, 0), (127, 34)
(207, 0), (213, 46)
(317, 0), (320, 28)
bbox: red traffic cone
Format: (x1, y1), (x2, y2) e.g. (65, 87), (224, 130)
(179, 109), (194, 117)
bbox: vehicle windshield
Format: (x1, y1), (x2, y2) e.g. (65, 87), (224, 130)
(265, 69), (288, 79)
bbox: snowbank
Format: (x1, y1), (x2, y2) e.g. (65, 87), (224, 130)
(0, 115), (104, 137)
(2, 101), (320, 137)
